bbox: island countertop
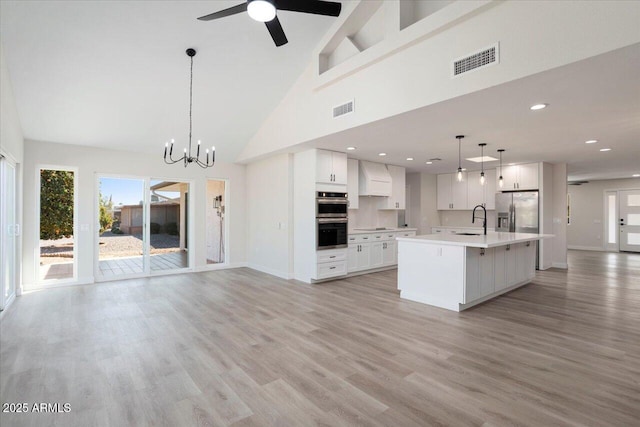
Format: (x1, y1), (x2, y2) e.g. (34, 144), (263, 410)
(397, 232), (553, 248)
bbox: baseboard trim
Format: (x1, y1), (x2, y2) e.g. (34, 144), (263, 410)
(248, 263), (292, 280)
(552, 262), (568, 269)
(195, 262), (248, 272)
(568, 245), (604, 252)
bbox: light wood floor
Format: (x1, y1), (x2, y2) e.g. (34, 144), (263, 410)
(1, 250), (639, 426)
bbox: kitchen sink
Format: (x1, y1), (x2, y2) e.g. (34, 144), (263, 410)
(455, 232), (481, 236)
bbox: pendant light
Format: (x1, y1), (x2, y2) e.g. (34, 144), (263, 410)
(497, 149), (505, 188)
(164, 48), (215, 169)
(455, 135), (464, 182)
(478, 143), (487, 185)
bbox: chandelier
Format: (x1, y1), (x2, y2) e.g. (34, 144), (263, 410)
(164, 48), (215, 168)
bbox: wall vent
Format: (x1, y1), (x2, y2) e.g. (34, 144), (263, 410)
(333, 100), (354, 118)
(453, 43), (499, 77)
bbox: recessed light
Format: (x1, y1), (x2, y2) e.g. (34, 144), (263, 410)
(633, 174), (640, 177)
(461, 168), (467, 171)
(426, 161), (433, 165)
(585, 140), (598, 144)
(378, 153), (386, 156)
(346, 146), (356, 151)
(405, 157), (414, 161)
(508, 163), (515, 166)
(600, 148), (612, 152)
(530, 103), (548, 110)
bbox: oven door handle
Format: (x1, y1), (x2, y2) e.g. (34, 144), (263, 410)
(316, 198), (349, 204)
(317, 218), (348, 224)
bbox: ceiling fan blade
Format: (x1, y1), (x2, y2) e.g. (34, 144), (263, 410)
(265, 16), (288, 46)
(275, 0), (341, 17)
(197, 3), (248, 21)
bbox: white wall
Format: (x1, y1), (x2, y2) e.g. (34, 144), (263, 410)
(568, 178), (640, 250)
(552, 163), (568, 268)
(348, 197), (397, 230)
(246, 153), (293, 279)
(239, 1), (640, 161)
(439, 210), (496, 230)
(22, 140), (247, 289)
(0, 43), (23, 163)
(404, 172), (441, 235)
(1, 42), (25, 297)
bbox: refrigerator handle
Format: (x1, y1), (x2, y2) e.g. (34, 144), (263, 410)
(510, 204), (516, 232)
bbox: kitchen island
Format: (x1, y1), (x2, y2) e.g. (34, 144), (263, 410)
(396, 232), (552, 311)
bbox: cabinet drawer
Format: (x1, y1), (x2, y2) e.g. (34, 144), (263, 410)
(397, 231), (416, 238)
(354, 234), (373, 243)
(317, 260), (347, 279)
(317, 249), (347, 263)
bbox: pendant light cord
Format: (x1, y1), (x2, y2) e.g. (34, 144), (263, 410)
(458, 138), (461, 170)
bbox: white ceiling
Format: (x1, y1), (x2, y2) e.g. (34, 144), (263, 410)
(0, 1), (340, 161)
(1, 2), (638, 182)
(307, 43), (640, 182)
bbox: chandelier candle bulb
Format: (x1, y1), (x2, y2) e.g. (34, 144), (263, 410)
(197, 140), (201, 157)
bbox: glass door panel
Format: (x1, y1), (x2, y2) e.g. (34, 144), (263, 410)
(207, 180), (226, 264)
(39, 168), (76, 281)
(1, 158), (17, 310)
(98, 177), (145, 278)
(149, 180), (189, 271)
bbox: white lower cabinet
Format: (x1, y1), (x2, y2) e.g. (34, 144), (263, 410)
(382, 241), (396, 265)
(464, 240), (536, 304)
(315, 248), (347, 279)
(347, 230), (415, 273)
(465, 247), (495, 303)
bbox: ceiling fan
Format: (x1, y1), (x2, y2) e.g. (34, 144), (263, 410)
(197, 0), (342, 47)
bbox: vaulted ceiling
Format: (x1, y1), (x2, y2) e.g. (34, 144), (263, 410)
(0, 1), (340, 161)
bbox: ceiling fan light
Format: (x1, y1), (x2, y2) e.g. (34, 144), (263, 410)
(247, 0), (276, 22)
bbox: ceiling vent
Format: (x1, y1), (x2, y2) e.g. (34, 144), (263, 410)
(333, 100), (354, 118)
(569, 181), (589, 186)
(453, 43), (499, 77)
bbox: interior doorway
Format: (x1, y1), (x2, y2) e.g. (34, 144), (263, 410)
(38, 167), (77, 282)
(207, 180), (226, 264)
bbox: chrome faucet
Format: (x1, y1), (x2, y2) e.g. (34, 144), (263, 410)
(472, 204), (487, 235)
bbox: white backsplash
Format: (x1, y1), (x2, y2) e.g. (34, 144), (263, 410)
(348, 197), (398, 231)
(439, 210), (496, 229)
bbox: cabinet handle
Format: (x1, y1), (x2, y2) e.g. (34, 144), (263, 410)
(526, 242), (530, 247)
(506, 245), (510, 251)
(330, 266), (336, 270)
(363, 237), (368, 240)
(480, 248), (485, 256)
(329, 255), (336, 258)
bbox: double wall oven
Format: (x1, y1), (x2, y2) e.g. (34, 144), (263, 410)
(316, 192), (348, 250)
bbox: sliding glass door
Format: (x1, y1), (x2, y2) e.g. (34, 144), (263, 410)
(97, 177), (146, 279)
(1, 156), (18, 310)
(96, 175), (191, 280)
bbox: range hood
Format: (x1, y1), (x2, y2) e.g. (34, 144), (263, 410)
(359, 160), (392, 196)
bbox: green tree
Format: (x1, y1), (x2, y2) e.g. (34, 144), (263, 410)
(40, 170), (74, 240)
(99, 194), (113, 232)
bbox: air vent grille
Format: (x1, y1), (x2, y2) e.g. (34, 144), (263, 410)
(333, 100), (354, 118)
(453, 44), (498, 76)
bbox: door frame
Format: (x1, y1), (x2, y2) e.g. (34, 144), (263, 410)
(617, 188), (640, 253)
(0, 154), (18, 311)
(602, 187), (640, 252)
(203, 177), (231, 270)
(94, 173), (196, 282)
(35, 164), (79, 286)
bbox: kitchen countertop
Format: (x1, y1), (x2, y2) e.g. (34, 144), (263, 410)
(433, 226), (494, 231)
(397, 232), (552, 248)
(350, 227), (417, 235)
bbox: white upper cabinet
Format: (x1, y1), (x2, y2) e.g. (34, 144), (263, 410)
(347, 158), (359, 209)
(437, 172), (468, 210)
(467, 171), (496, 210)
(316, 150), (347, 185)
(497, 163), (539, 191)
(379, 165), (406, 210)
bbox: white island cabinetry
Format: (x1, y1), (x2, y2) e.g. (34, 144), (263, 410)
(397, 233), (550, 311)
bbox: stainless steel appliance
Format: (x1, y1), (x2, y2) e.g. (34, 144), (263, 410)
(316, 191), (348, 218)
(317, 218), (348, 250)
(496, 190), (539, 267)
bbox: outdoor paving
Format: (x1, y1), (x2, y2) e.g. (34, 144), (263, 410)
(39, 232), (188, 281)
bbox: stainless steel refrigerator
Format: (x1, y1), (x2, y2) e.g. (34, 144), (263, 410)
(496, 191), (539, 267)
